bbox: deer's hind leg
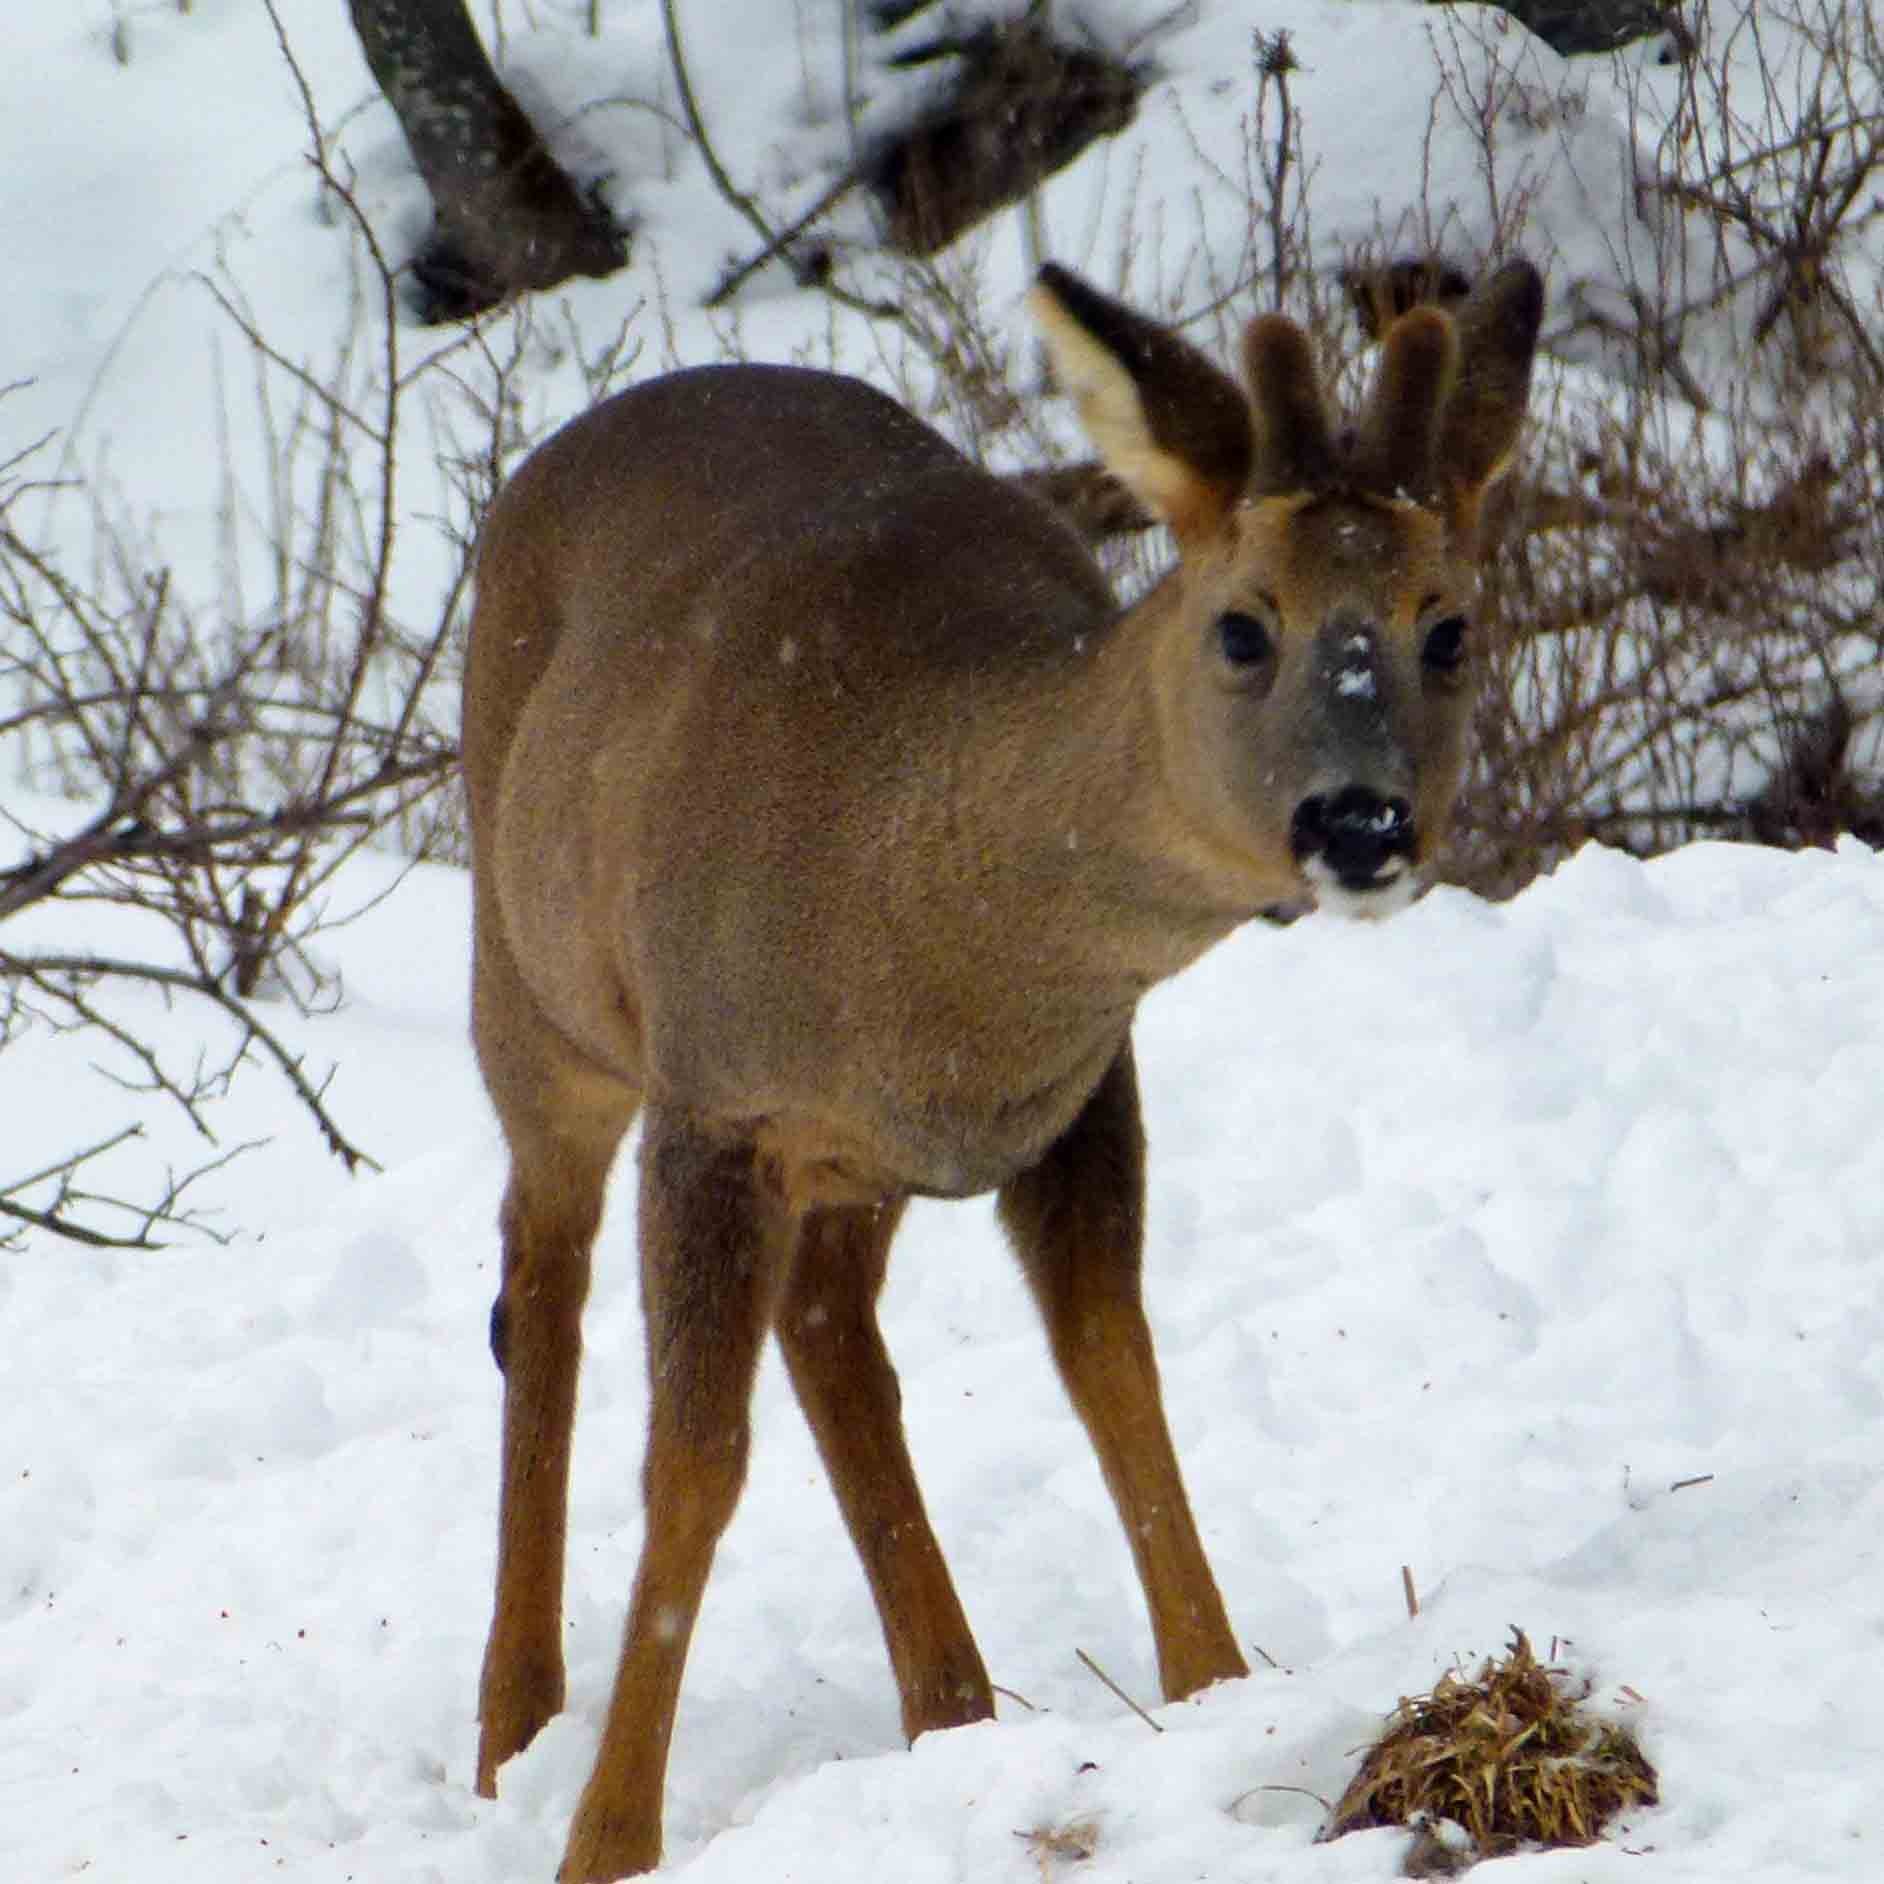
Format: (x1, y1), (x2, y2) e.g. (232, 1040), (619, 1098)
(473, 919), (640, 1800)
(776, 1201), (994, 1741)
(560, 1109), (797, 1882)
(998, 1041), (1248, 1704)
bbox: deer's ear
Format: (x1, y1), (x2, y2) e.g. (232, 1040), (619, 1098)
(1030, 265), (1252, 543)
(1241, 315), (1340, 495)
(1436, 258), (1545, 543)
(1346, 306), (1459, 503)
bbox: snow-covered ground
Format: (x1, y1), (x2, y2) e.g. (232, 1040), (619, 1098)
(7, 4), (1884, 1882)
(10, 832), (1884, 1882)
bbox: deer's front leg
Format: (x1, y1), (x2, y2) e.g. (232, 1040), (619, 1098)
(776, 1201), (994, 1741)
(559, 1111), (794, 1883)
(998, 1042), (1248, 1704)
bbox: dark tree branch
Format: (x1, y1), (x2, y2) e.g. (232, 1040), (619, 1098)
(343, 0), (628, 319)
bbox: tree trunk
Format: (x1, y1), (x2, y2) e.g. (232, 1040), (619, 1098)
(347, 0), (628, 321)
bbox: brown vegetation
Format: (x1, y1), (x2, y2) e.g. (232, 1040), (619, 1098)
(1322, 1630), (1659, 1871)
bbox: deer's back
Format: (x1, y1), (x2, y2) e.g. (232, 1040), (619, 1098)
(466, 365), (1134, 1198)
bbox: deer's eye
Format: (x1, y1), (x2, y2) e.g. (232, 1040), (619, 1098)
(1217, 611), (1275, 667)
(1422, 615), (1469, 672)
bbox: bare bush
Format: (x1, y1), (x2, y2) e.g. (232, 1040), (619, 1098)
(0, 298), (454, 1239)
(0, 78), (614, 1247)
(1439, 0), (1884, 889)
(1451, 373), (1884, 891)
(1642, 0), (1884, 386)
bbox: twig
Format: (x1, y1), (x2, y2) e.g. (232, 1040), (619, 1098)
(1227, 1780), (1333, 1815)
(663, 0), (901, 323)
(1074, 1647), (1162, 1733)
(0, 1127), (161, 1247)
(661, 0), (774, 252)
(0, 1193), (156, 1249)
(6, 950), (380, 1174)
(0, 1124), (244, 1251)
(707, 165), (865, 307)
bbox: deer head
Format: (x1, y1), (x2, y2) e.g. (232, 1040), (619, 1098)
(1029, 259), (1542, 917)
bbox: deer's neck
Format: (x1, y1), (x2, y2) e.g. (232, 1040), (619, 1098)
(924, 577), (1264, 1004)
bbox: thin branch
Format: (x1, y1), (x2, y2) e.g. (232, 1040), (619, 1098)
(707, 164), (866, 307)
(1074, 1647), (1164, 1733)
(664, 0), (902, 323)
(5, 950), (380, 1174)
(0, 1124), (244, 1251)
(661, 0), (775, 251)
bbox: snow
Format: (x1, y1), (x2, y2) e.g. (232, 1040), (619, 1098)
(7, 5), (1884, 1884)
(11, 831), (1884, 1882)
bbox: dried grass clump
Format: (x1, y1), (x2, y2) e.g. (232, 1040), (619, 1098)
(1321, 1631), (1657, 1874)
(1018, 1815), (1101, 1877)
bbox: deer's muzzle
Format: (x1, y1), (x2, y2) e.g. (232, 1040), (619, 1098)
(1290, 785), (1417, 892)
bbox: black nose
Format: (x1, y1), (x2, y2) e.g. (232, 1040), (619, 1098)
(1290, 786), (1416, 885)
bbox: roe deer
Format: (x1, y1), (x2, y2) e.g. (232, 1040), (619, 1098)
(464, 260), (1543, 1880)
